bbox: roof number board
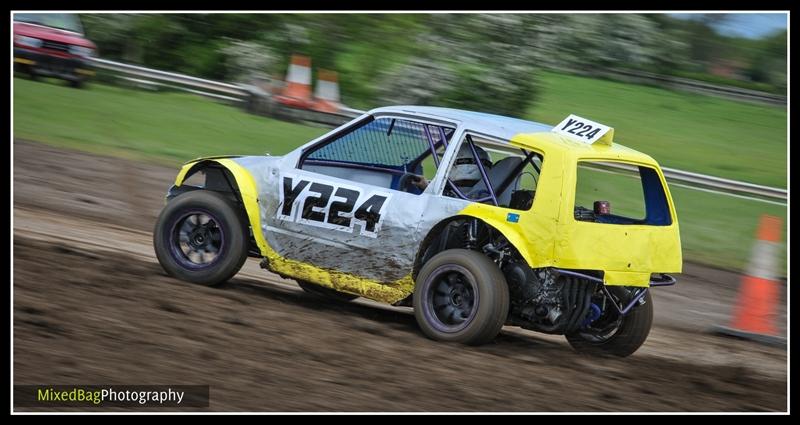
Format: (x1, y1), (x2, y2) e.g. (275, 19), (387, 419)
(553, 114), (612, 145)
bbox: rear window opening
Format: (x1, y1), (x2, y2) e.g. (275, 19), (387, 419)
(574, 161), (672, 226)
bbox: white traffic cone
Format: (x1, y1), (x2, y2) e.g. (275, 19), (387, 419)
(275, 54), (313, 109)
(311, 69), (343, 113)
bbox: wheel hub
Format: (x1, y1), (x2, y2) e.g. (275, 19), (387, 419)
(189, 227), (211, 248)
(426, 266), (479, 332)
(171, 211), (224, 267)
(450, 287), (468, 306)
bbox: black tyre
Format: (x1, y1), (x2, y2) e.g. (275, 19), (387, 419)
(297, 280), (359, 302)
(413, 249), (509, 345)
(69, 78), (84, 89)
(565, 290), (653, 357)
(154, 190), (248, 286)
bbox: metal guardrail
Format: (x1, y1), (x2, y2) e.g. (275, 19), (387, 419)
(660, 167), (786, 201)
(89, 57), (250, 101)
(589, 162), (787, 204)
(90, 58), (787, 204)
(591, 68), (787, 106)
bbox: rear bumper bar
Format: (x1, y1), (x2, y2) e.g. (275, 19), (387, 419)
(553, 268), (676, 315)
(554, 268), (676, 287)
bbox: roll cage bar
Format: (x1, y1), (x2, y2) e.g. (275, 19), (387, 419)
(297, 115), (541, 207)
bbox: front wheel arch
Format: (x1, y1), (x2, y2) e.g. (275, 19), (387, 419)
(173, 160), (263, 257)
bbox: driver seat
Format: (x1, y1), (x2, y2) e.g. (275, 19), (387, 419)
(466, 156), (522, 206)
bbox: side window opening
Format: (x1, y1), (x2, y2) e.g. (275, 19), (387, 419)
(443, 134), (543, 211)
(299, 117), (454, 195)
(418, 125), (452, 181)
(574, 161), (672, 226)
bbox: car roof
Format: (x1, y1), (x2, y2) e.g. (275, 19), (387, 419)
(368, 105), (657, 165)
(369, 105), (552, 140)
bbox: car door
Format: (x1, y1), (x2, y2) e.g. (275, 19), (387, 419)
(264, 116), (453, 284)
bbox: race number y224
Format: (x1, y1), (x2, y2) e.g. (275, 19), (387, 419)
(278, 174), (390, 238)
(552, 114), (612, 145)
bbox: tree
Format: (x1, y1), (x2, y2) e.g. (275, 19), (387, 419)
(219, 39), (277, 83)
(746, 30), (787, 91)
(377, 14), (540, 117)
(532, 14), (684, 73)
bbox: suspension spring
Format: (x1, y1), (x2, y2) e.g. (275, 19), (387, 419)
(463, 219), (478, 250)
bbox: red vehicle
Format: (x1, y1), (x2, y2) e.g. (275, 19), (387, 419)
(13, 13), (97, 88)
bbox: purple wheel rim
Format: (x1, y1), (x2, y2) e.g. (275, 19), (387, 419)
(167, 208), (226, 270)
(422, 264), (480, 333)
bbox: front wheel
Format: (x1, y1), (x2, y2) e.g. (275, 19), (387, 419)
(413, 249), (509, 345)
(565, 290), (653, 357)
(153, 190), (249, 286)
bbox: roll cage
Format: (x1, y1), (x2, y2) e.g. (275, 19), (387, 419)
(296, 113), (542, 207)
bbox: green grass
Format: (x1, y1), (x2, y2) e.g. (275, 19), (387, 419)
(12, 77), (787, 274)
(673, 186), (786, 276)
(528, 71), (788, 188)
(667, 70), (783, 95)
(13, 77), (328, 165)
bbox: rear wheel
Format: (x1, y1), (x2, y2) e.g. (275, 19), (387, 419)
(154, 190), (249, 286)
(297, 280), (359, 302)
(413, 249), (509, 345)
(565, 290), (653, 357)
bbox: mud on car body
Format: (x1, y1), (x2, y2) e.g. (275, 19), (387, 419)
(154, 106), (682, 357)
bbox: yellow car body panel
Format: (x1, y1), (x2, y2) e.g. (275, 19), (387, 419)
(460, 132), (682, 287)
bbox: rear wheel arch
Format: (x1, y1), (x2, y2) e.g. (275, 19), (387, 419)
(465, 213), (537, 267)
(413, 215), (534, 281)
(414, 216), (466, 281)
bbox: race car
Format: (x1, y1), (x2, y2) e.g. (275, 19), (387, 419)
(153, 106), (682, 357)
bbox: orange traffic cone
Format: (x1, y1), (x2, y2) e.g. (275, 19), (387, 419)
(714, 215), (785, 346)
(274, 54), (313, 109)
(311, 69), (343, 113)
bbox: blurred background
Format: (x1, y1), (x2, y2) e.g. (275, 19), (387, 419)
(14, 12), (788, 273)
(13, 12), (788, 412)
(80, 14), (788, 108)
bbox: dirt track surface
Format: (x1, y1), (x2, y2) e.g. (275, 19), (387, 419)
(13, 140), (788, 412)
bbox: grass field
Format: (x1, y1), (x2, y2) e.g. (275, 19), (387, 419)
(528, 71), (787, 188)
(12, 78), (329, 165)
(12, 77), (787, 274)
